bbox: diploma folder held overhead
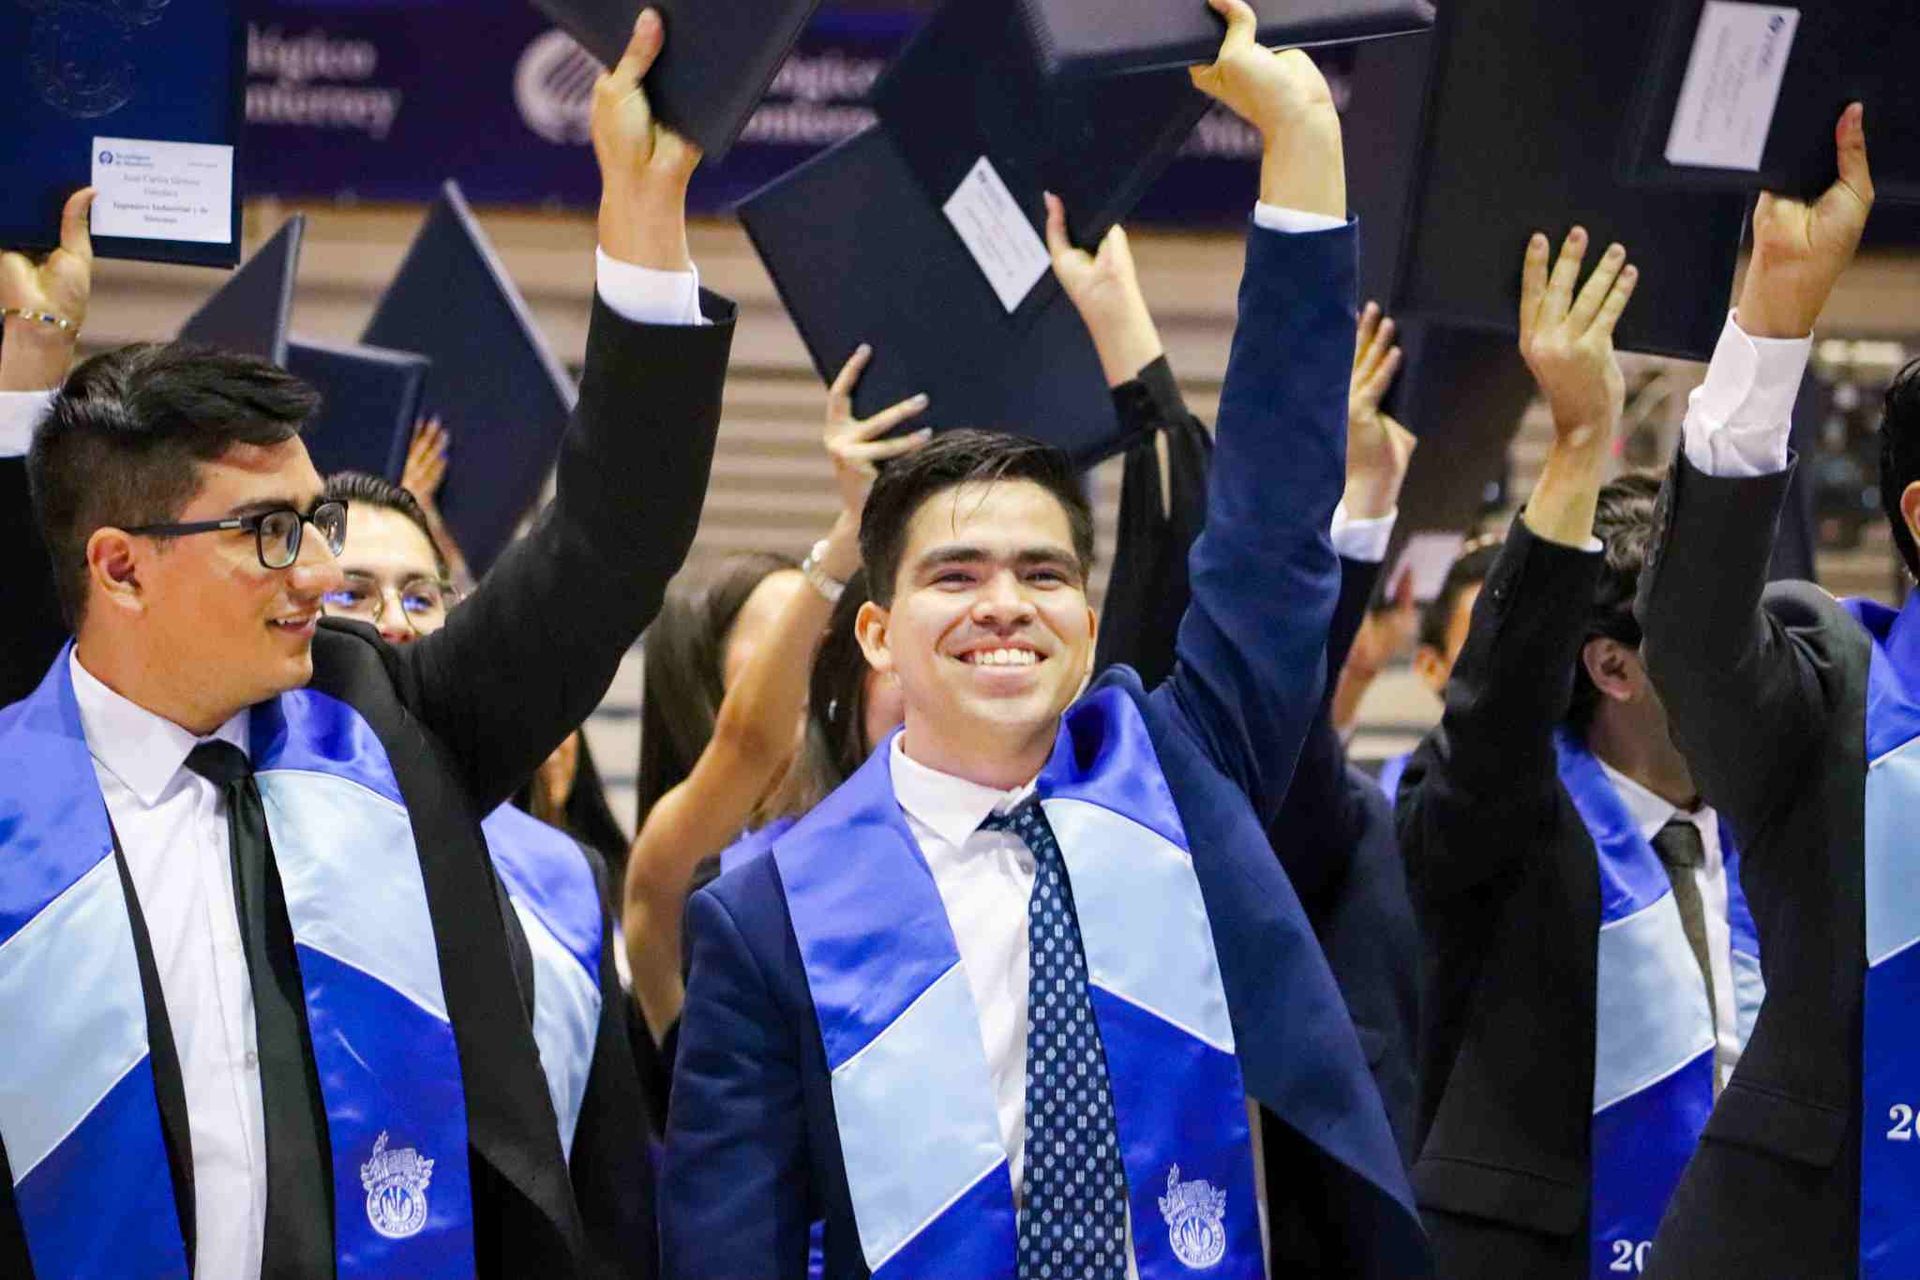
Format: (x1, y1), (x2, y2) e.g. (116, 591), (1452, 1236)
(527, 0), (823, 159)
(739, 126), (1125, 467)
(1620, 0), (1918, 205)
(1390, 0), (1748, 360)
(288, 340), (429, 485)
(1014, 0), (1434, 81)
(176, 216), (304, 367)
(361, 182), (577, 579)
(0, 0), (242, 266)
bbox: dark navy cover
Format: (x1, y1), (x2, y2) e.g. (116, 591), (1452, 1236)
(1015, 0), (1433, 80)
(176, 215), (304, 366)
(1, 0), (242, 265)
(361, 181), (576, 578)
(288, 339), (429, 484)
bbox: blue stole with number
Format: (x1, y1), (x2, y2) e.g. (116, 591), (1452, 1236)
(1844, 592), (1920, 1279)
(481, 805), (603, 1159)
(0, 650), (477, 1279)
(1554, 729), (1762, 1279)
(772, 687), (1264, 1279)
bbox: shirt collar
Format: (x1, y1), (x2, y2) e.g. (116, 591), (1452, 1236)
(69, 650), (250, 807)
(1596, 757), (1714, 847)
(889, 734), (1035, 850)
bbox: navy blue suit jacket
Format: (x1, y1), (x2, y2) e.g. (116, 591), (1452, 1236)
(661, 222), (1430, 1279)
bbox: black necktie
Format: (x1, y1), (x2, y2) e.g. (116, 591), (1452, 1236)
(1651, 818), (1719, 1062)
(185, 741), (334, 1275)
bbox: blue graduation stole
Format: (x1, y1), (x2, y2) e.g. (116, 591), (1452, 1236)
(774, 687), (1263, 1280)
(0, 651), (477, 1279)
(1844, 592), (1920, 1279)
(1554, 730), (1762, 1280)
(481, 805), (604, 1159)
(717, 814), (796, 875)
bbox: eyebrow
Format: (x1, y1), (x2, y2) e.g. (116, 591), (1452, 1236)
(221, 495), (325, 520)
(914, 545), (1083, 575)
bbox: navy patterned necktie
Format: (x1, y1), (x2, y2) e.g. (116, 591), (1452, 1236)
(981, 799), (1130, 1279)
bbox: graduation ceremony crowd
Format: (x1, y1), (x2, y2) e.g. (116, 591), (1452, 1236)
(0, 2), (1911, 1278)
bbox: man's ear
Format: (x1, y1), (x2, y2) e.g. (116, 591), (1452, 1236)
(1580, 636), (1638, 705)
(1411, 643), (1448, 697)
(85, 527), (144, 618)
(855, 599), (894, 679)
(1901, 480), (1920, 559)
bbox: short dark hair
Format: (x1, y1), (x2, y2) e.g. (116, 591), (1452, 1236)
(322, 470), (451, 581)
(1416, 536), (1503, 653)
(1879, 357), (1920, 583)
(858, 429), (1094, 606)
(27, 342), (319, 627)
(1567, 471), (1662, 733)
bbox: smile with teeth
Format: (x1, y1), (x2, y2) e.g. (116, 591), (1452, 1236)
(962, 647), (1040, 667)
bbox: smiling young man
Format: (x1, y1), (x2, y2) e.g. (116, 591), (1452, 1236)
(0, 14), (722, 1280)
(658, 3), (1428, 1277)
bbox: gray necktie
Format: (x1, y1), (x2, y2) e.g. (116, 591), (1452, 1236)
(1652, 818), (1719, 1055)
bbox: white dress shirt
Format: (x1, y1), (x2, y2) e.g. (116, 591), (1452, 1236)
(1680, 312), (1815, 478)
(69, 651), (265, 1280)
(1597, 761), (1743, 1091)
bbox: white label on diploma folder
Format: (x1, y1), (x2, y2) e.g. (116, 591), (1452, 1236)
(1663, 2), (1800, 171)
(943, 157), (1052, 314)
(90, 137), (235, 244)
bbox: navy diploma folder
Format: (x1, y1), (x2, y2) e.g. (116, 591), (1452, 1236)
(2, 0), (243, 266)
(177, 216), (305, 366)
(289, 340), (429, 485)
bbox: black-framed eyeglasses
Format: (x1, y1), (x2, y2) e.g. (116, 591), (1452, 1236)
(123, 500), (349, 570)
(320, 571), (458, 634)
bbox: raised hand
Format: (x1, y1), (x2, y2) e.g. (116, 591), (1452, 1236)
(1346, 302), (1415, 519)
(1518, 227), (1637, 446)
(1188, 0), (1343, 219)
(401, 417), (449, 505)
(0, 187), (95, 391)
(1045, 192), (1164, 387)
(1737, 102), (1874, 339)
(592, 9), (701, 271)
(819, 345), (931, 578)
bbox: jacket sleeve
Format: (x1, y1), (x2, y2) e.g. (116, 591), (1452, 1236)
(660, 889), (812, 1280)
(1635, 452), (1847, 840)
(1395, 518), (1603, 904)
(393, 293), (736, 812)
(1146, 221), (1354, 826)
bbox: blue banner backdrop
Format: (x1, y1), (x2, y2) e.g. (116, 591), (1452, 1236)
(238, 0), (1278, 222)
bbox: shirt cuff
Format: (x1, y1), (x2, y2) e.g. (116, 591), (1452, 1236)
(1679, 311), (1811, 478)
(1330, 502), (1396, 562)
(0, 391), (55, 458)
(594, 247), (707, 327)
(1252, 203), (1348, 235)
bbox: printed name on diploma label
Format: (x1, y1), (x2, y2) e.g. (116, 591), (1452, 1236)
(942, 157), (1052, 315)
(1663, 2), (1800, 171)
(90, 137), (236, 244)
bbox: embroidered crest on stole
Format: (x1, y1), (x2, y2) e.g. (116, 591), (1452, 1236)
(360, 1131), (435, 1240)
(1158, 1164), (1228, 1270)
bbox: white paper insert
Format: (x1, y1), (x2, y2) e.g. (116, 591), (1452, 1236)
(1663, 2), (1800, 171)
(943, 156), (1052, 314)
(90, 137), (235, 244)
(1388, 531), (1468, 604)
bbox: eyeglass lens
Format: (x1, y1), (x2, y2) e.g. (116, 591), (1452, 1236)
(258, 502), (349, 569)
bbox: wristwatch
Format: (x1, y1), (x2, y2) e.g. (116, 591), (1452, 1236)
(800, 538), (847, 604)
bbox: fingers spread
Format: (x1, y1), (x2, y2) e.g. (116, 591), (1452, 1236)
(1518, 232), (1550, 345)
(1592, 264), (1639, 335)
(1543, 226), (1589, 319)
(848, 426), (935, 463)
(829, 343), (873, 406)
(1568, 242), (1627, 332)
(851, 394), (931, 441)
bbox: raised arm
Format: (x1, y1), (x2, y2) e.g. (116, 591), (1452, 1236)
(1141, 0), (1353, 823)
(393, 14), (734, 811)
(1636, 104), (1875, 832)
(1397, 227), (1638, 902)
(623, 350), (927, 1043)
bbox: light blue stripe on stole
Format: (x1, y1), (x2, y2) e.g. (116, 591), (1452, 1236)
(509, 897), (600, 1156)
(256, 770), (449, 1021)
(1593, 895), (1716, 1112)
(1042, 797), (1236, 1053)
(829, 963), (1009, 1275)
(1732, 951), (1765, 1048)
(1865, 739), (1920, 968)
(0, 856), (149, 1181)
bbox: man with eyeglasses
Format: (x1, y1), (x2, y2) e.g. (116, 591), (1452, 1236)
(0, 14), (710, 1280)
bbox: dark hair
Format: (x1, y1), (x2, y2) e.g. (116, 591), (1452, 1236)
(761, 569), (878, 817)
(1416, 536), (1503, 653)
(322, 470), (451, 581)
(635, 551), (799, 829)
(27, 343), (319, 627)
(858, 429), (1094, 606)
(1879, 357), (1920, 583)
(1567, 471), (1663, 733)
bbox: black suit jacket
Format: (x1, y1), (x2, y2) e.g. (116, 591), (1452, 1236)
(1394, 519), (1606, 1280)
(1097, 358), (1422, 1164)
(0, 293), (735, 1279)
(1635, 455), (1865, 1280)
